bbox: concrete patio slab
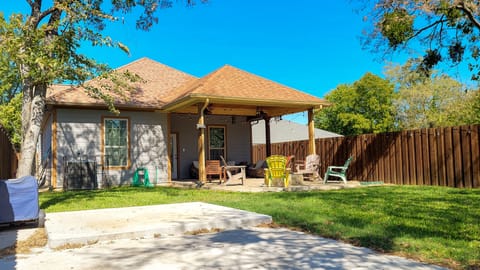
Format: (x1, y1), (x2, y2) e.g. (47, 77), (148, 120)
(1, 227), (447, 270)
(45, 202), (272, 249)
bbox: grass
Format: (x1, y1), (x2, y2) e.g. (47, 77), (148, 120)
(39, 185), (480, 269)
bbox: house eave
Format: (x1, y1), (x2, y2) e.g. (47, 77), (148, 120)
(47, 101), (161, 112)
(162, 93), (328, 117)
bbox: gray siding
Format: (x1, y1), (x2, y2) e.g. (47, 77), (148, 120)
(171, 114), (251, 179)
(55, 109), (168, 189)
(39, 113), (53, 184)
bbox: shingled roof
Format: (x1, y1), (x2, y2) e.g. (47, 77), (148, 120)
(164, 64), (324, 104)
(47, 57), (196, 109)
(47, 57), (328, 114)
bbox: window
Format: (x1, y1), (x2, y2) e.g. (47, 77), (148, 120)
(103, 118), (129, 167)
(208, 126), (225, 160)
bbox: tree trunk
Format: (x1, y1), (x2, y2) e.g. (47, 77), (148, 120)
(16, 83), (46, 177)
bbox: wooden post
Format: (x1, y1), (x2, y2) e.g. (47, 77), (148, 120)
(308, 108), (316, 155)
(197, 100), (209, 183)
(265, 117), (271, 157)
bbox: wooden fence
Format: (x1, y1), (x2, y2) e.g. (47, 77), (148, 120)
(0, 125), (17, 179)
(252, 124), (480, 188)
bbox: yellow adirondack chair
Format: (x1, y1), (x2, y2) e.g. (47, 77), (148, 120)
(264, 155), (291, 187)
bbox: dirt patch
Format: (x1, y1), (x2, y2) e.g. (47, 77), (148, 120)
(53, 240), (99, 251)
(0, 228), (47, 258)
(185, 228), (223, 235)
(256, 222), (281, 228)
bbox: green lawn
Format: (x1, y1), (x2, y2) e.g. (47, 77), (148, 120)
(39, 185), (480, 269)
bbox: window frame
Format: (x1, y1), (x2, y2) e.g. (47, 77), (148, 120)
(207, 125), (226, 160)
(101, 116), (131, 169)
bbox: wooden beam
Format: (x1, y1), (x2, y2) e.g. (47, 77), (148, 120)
(172, 104), (318, 117)
(197, 100), (209, 183)
(263, 107), (311, 117)
(208, 106), (258, 116)
(308, 109), (316, 155)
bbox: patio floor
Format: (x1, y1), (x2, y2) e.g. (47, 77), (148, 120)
(170, 178), (368, 192)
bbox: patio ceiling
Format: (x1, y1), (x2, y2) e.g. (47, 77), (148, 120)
(162, 94), (325, 117)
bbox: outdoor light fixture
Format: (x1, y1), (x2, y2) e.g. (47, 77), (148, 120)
(248, 107), (268, 122)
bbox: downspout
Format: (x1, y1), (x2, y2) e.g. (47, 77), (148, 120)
(197, 99), (210, 183)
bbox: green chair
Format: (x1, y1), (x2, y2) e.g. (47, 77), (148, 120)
(132, 167), (153, 187)
(324, 156), (353, 184)
(264, 155), (290, 187)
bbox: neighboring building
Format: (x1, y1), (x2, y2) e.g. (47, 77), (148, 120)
(41, 57), (328, 190)
(251, 119), (342, 145)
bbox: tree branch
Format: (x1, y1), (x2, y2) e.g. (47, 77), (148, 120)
(407, 16), (448, 42)
(456, 2), (480, 30)
(38, 7), (59, 26)
(27, 0), (42, 27)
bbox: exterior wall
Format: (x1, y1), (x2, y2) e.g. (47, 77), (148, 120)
(54, 108), (168, 189)
(39, 113), (53, 185)
(170, 114), (251, 179)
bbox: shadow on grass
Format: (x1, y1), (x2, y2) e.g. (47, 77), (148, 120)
(40, 190), (99, 210)
(39, 186), (185, 210)
(260, 185), (480, 256)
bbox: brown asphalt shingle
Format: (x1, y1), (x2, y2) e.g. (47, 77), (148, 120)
(166, 64), (325, 104)
(47, 57), (196, 109)
(47, 58), (327, 109)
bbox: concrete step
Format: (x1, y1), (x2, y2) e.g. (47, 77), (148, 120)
(45, 202), (272, 249)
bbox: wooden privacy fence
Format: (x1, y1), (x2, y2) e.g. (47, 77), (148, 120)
(252, 124), (480, 188)
(0, 125), (17, 179)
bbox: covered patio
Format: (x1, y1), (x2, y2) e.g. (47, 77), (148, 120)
(163, 65), (329, 183)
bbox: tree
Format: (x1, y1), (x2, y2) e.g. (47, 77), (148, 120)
(0, 59), (22, 148)
(0, 0), (205, 177)
(386, 61), (479, 129)
(0, 94), (22, 149)
(315, 73), (396, 136)
(361, 0), (480, 79)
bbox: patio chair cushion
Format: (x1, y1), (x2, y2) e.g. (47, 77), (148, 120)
(247, 160), (266, 178)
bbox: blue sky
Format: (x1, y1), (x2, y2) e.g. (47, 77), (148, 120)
(4, 0), (420, 123)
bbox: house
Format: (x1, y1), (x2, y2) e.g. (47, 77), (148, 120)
(41, 57), (328, 190)
(251, 119), (342, 145)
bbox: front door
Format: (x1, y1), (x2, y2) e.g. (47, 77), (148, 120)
(169, 133), (178, 179)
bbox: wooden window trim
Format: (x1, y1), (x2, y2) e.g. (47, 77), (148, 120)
(207, 125), (227, 160)
(101, 116), (131, 170)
